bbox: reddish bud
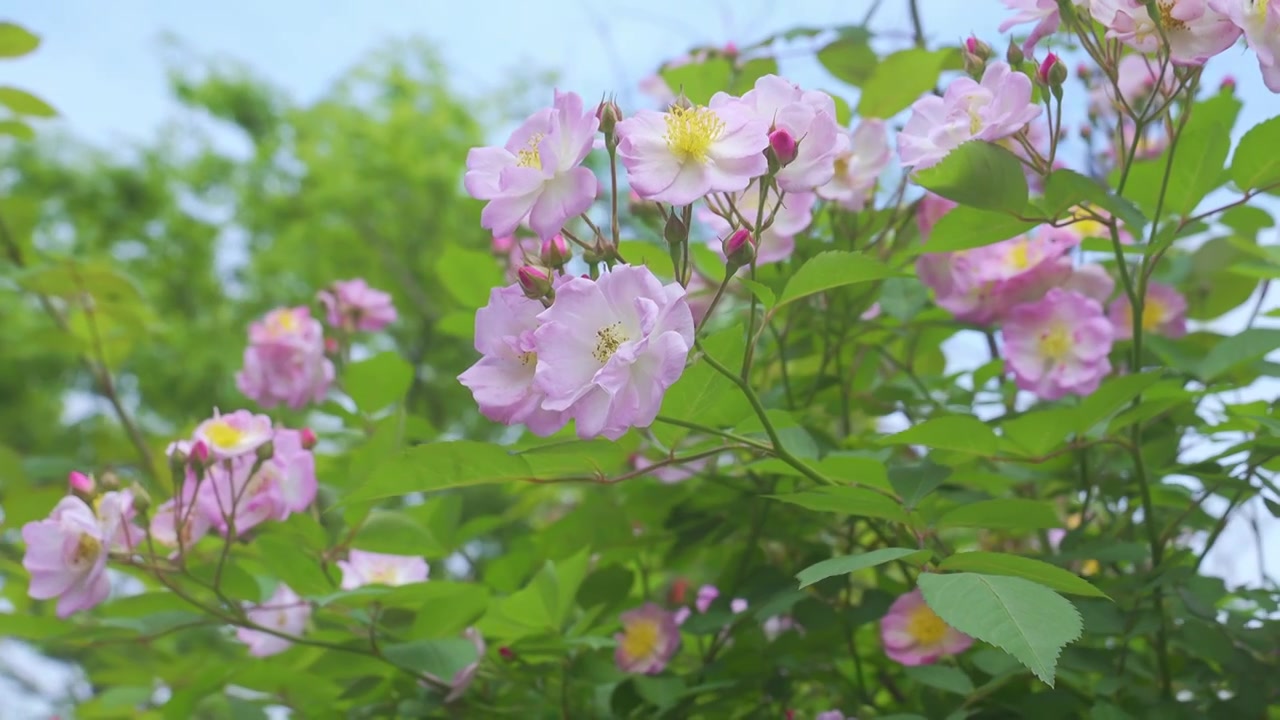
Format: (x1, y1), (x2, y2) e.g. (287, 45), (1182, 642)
(767, 128), (798, 171)
(1076, 61), (1092, 81)
(517, 265), (553, 300)
(300, 428), (318, 450)
(499, 646), (516, 661)
(965, 36), (992, 60)
(324, 337), (339, 355)
(540, 234), (571, 268)
(68, 471), (95, 495)
(1220, 75), (1237, 93)
(1038, 53), (1059, 85)
(669, 577), (690, 605)
(723, 228), (756, 268)
(595, 98), (622, 134)
(190, 441), (211, 465)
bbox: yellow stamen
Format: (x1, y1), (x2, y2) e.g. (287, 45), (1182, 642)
(664, 106), (724, 164)
(1040, 325), (1072, 360)
(516, 133), (544, 169)
(593, 322), (626, 363)
(907, 605), (948, 645)
(621, 618), (661, 660)
(204, 420), (245, 450)
(1157, 1), (1187, 31)
(1141, 299), (1165, 330)
(1008, 242), (1031, 270)
(74, 533), (102, 566)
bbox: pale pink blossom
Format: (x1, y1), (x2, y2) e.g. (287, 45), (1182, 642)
(236, 307), (334, 410)
(1062, 263), (1117, 303)
(236, 583), (311, 657)
(683, 271), (718, 327)
(1100, 0), (1242, 65)
(465, 90), (599, 239)
(95, 489), (143, 551)
(423, 628), (487, 703)
(917, 193), (959, 240)
(338, 550), (429, 589)
(1000, 0), (1062, 54)
(817, 119), (892, 210)
(880, 588), (973, 666)
(631, 446), (711, 484)
(1210, 0), (1280, 91)
(1004, 288), (1115, 400)
(1108, 281), (1188, 339)
(816, 712), (850, 720)
(185, 427), (318, 536)
(698, 180), (816, 265)
(22, 496), (112, 618)
(533, 265), (694, 440)
(1089, 54), (1177, 115)
(615, 603), (681, 674)
(729, 75), (843, 192)
(193, 409), (274, 460)
(616, 99), (769, 205)
(898, 62), (1041, 170)
(149, 499), (211, 553)
(919, 232), (1078, 324)
(458, 283), (569, 436)
(317, 279), (397, 332)
(1110, 121), (1169, 161)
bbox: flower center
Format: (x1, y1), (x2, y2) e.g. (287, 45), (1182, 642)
(369, 566), (399, 585)
(1141, 299), (1165, 330)
(663, 106), (724, 163)
(907, 605), (948, 645)
(833, 155), (850, 178)
(1039, 325), (1072, 360)
(516, 132), (544, 169)
(1008, 242), (1031, 270)
(593, 322), (627, 363)
(621, 618), (660, 660)
(519, 351), (536, 367)
(74, 532), (102, 566)
(1157, 1), (1187, 31)
(204, 420), (245, 450)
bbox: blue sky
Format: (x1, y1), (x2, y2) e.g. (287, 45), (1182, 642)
(6, 0), (1279, 587)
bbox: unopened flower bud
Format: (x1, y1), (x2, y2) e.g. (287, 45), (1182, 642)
(722, 228), (756, 267)
(300, 428), (318, 450)
(963, 50), (987, 79)
(99, 471), (120, 492)
(595, 98), (622, 135)
(1039, 53), (1066, 100)
(1076, 62), (1092, 82)
(767, 128), (798, 172)
(517, 265), (553, 300)
(722, 41), (738, 58)
(499, 646), (516, 661)
(255, 440), (275, 462)
(663, 214), (688, 247)
(1220, 75), (1236, 93)
(68, 471), (95, 495)
(1079, 123), (1093, 141)
(540, 234), (571, 269)
(965, 36), (992, 60)
(1006, 38), (1024, 66)
(191, 441), (210, 466)
(127, 482), (152, 514)
(324, 337), (339, 355)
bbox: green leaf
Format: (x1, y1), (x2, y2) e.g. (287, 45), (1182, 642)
(353, 510), (443, 556)
(1000, 408), (1077, 458)
(919, 206), (1037, 253)
(252, 536), (333, 596)
(776, 250), (896, 307)
(633, 676), (686, 710)
(1231, 116), (1280, 191)
(903, 664), (975, 695)
(915, 141), (1029, 213)
(658, 323), (750, 439)
(1198, 329), (1280, 381)
(344, 351), (414, 411)
(796, 547), (926, 588)
(858, 47), (958, 118)
(1186, 237), (1258, 320)
(345, 441), (533, 503)
(935, 499), (1059, 531)
(382, 637), (478, 680)
(1075, 371), (1163, 433)
(1164, 123), (1231, 216)
(729, 57), (779, 95)
(1041, 169), (1147, 231)
(438, 246), (503, 309)
(938, 552), (1109, 598)
(0, 23), (39, 58)
(0, 86), (56, 117)
(737, 277), (776, 308)
(0, 119), (33, 140)
(888, 462), (952, 509)
(881, 415), (998, 456)
(818, 35), (878, 86)
(769, 486), (909, 524)
(918, 572), (1082, 686)
(660, 58), (732, 106)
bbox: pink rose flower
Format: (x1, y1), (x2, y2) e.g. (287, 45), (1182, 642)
(1210, 0), (1280, 91)
(457, 283), (570, 437)
(920, 232), (1078, 324)
(817, 119), (892, 211)
(1061, 263), (1117, 303)
(465, 90), (599, 239)
(1108, 281), (1188, 339)
(1099, 0), (1242, 65)
(916, 192), (959, 240)
(183, 426), (317, 536)
(615, 603), (681, 674)
(1004, 287), (1115, 400)
(730, 75), (843, 192)
(533, 265), (694, 440)
(236, 583), (311, 657)
(898, 62), (1041, 170)
(880, 588), (973, 666)
(149, 498), (211, 554)
(236, 307), (334, 410)
(338, 550), (429, 590)
(22, 495), (115, 618)
(317, 278), (397, 332)
(999, 0), (1062, 54)
(193, 408), (274, 460)
(616, 99), (769, 205)
(698, 180), (816, 265)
